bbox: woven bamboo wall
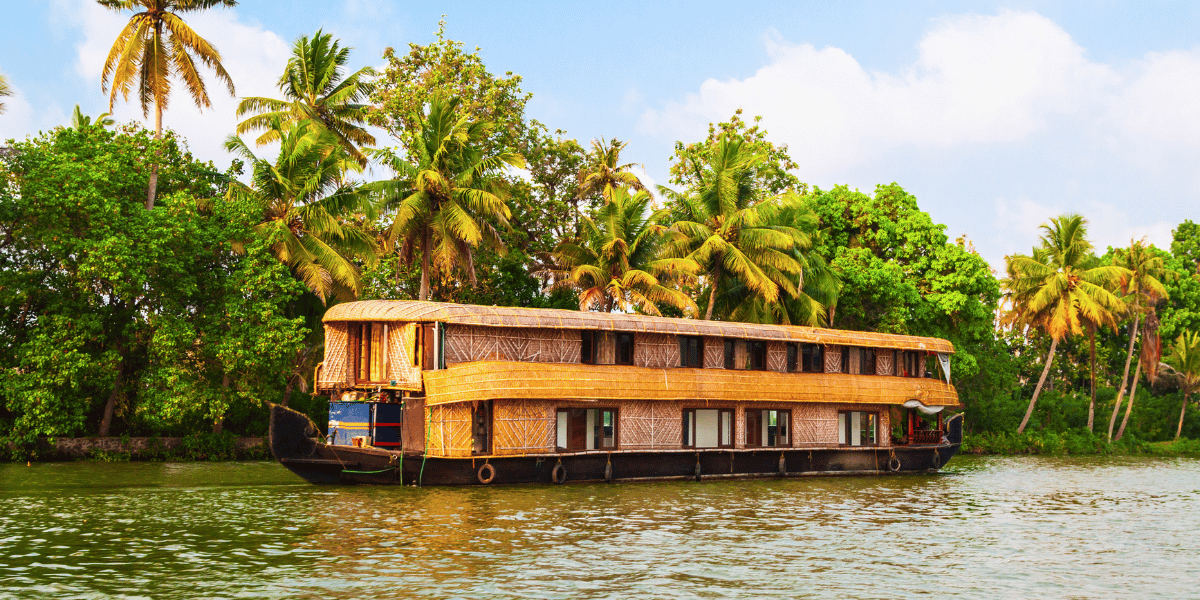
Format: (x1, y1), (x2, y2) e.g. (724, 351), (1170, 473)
(320, 323), (349, 389)
(423, 361), (960, 408)
(385, 323), (423, 390)
(635, 333), (679, 368)
(703, 337), (724, 369)
(492, 399), (555, 455)
(428, 403), (473, 457)
(767, 342), (787, 372)
(621, 399), (683, 450)
(444, 325), (581, 365)
(825, 345), (842, 373)
(875, 349), (894, 376)
(402, 397), (426, 454)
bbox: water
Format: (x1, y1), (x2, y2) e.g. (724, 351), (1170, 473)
(2, 456), (1199, 599)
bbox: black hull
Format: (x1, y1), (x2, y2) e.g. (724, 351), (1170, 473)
(270, 404), (963, 486)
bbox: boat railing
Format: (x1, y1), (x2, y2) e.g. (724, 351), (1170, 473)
(908, 430), (944, 445)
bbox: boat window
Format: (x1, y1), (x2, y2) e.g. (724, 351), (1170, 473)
(787, 344), (798, 372)
(581, 330), (596, 364)
(723, 339), (735, 369)
(679, 336), (703, 368)
(748, 341), (767, 370)
(682, 408), (734, 448)
(863, 348), (877, 375)
(840, 346), (850, 374)
(745, 409), (791, 448)
(800, 343), (824, 373)
(556, 408), (618, 451)
(838, 411), (877, 446)
(616, 332), (635, 365)
(357, 322), (387, 382)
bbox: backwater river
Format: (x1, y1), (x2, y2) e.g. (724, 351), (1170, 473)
(1, 456), (1199, 599)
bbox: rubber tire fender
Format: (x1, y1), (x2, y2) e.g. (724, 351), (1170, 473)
(477, 463), (496, 485)
(930, 450), (941, 471)
(604, 461), (613, 483)
(887, 455), (902, 473)
(551, 463), (567, 484)
(778, 454), (787, 477)
(694, 460), (702, 482)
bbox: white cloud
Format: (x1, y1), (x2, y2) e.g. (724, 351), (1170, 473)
(67, 0), (291, 167)
(639, 10), (1114, 181)
(0, 82), (41, 142)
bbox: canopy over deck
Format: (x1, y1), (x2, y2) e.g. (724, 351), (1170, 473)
(324, 300), (955, 354)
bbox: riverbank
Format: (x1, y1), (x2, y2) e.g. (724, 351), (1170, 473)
(962, 431), (1200, 456)
(2, 433), (268, 462)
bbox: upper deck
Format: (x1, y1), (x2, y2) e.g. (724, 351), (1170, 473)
(316, 300), (959, 409)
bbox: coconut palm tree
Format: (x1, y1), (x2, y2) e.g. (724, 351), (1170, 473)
(576, 137), (645, 205)
(69, 105), (115, 130)
(224, 120), (377, 303)
(369, 95), (524, 301)
(99, 0), (237, 209)
(0, 72), (13, 114)
(1002, 214), (1126, 434)
(235, 30), (375, 167)
(664, 135), (811, 321)
(1108, 240), (1173, 441)
(544, 187), (697, 315)
(1162, 331), (1200, 441)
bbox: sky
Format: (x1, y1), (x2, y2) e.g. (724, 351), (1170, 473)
(2, 0), (1199, 272)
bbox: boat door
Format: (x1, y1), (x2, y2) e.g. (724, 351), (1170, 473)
(472, 400), (492, 454)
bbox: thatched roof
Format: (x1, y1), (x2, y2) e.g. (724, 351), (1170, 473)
(324, 300), (955, 354)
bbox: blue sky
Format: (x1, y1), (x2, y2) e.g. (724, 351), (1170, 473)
(2, 1), (1199, 271)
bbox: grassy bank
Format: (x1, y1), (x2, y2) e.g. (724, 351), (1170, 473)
(963, 430), (1200, 456)
(2, 432), (271, 463)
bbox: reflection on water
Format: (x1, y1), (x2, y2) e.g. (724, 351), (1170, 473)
(2, 457), (1199, 598)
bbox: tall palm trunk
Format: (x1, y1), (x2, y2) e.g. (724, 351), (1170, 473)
(1087, 324), (1097, 431)
(1108, 315), (1140, 440)
(704, 269), (721, 321)
(146, 99), (161, 210)
(1115, 359), (1142, 441)
(1018, 337), (1059, 434)
(419, 226), (432, 301)
(1175, 392), (1191, 442)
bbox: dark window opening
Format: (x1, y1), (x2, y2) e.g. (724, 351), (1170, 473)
(679, 336), (703, 368)
(581, 331), (595, 364)
(800, 344), (824, 373)
(841, 346), (851, 374)
(863, 348), (877, 375)
(787, 344), (798, 372)
(748, 341), (767, 370)
(617, 332), (635, 365)
(723, 339), (735, 369)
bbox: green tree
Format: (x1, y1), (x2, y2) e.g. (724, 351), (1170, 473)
(1162, 331), (1200, 441)
(0, 72), (13, 114)
(235, 30), (376, 167)
(664, 135), (810, 320)
(98, 0), (237, 209)
(576, 138), (646, 205)
(0, 123), (303, 439)
(369, 95), (524, 301)
(1002, 215), (1126, 434)
(545, 187), (696, 315)
(224, 121), (377, 304)
(1107, 240), (1172, 440)
(668, 109), (803, 199)
(69, 104), (114, 130)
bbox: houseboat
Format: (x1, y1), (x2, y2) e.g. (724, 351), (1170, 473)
(269, 300), (963, 485)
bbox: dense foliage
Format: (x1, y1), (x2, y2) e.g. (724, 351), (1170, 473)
(2, 16), (1199, 454)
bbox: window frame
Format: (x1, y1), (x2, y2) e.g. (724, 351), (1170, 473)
(581, 330), (596, 365)
(863, 348), (877, 375)
(356, 322), (389, 384)
(840, 346), (851, 374)
(748, 340), (767, 371)
(744, 407), (792, 448)
(786, 343), (798, 373)
(838, 410), (879, 447)
(556, 407), (619, 451)
(682, 407), (735, 449)
(723, 339), (736, 370)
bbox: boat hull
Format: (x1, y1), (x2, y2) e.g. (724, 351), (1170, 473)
(270, 404), (962, 486)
